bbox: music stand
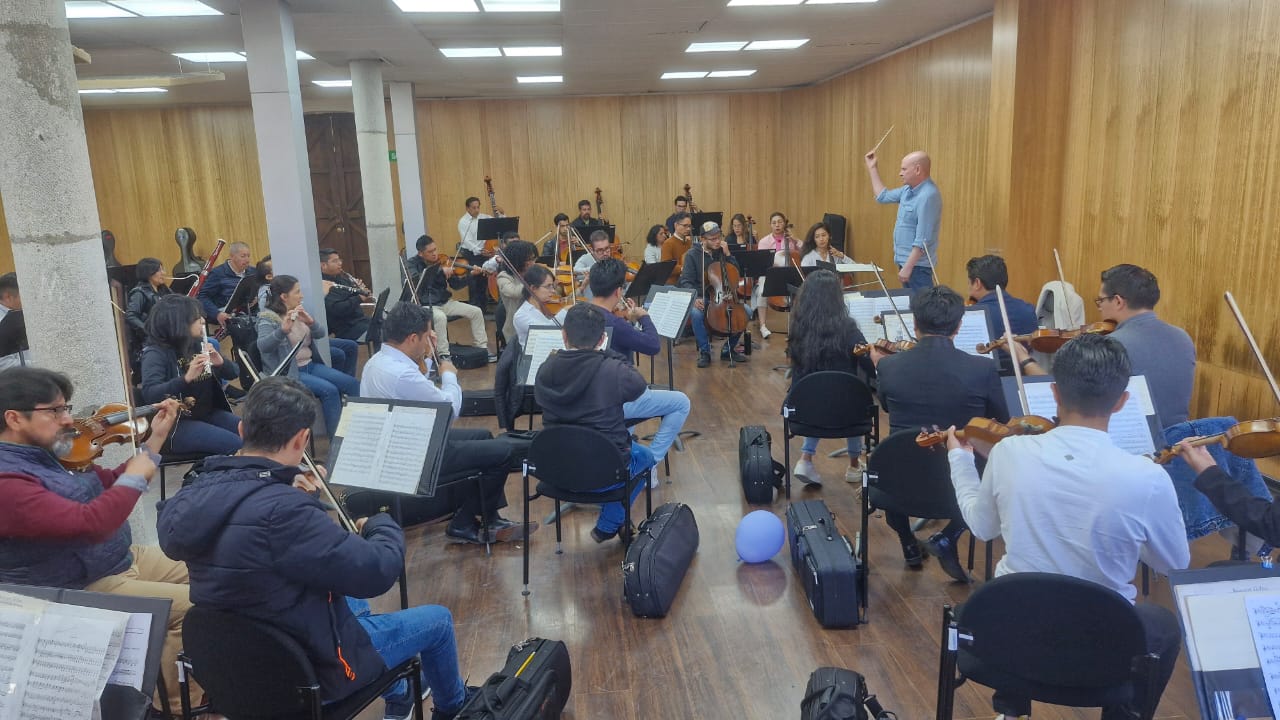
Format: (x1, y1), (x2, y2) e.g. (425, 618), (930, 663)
(221, 275), (257, 316)
(0, 310), (29, 364)
(575, 224), (616, 242)
(477, 217), (519, 242)
(169, 275), (196, 296)
(626, 260), (676, 301)
(106, 265), (137, 290)
(762, 267), (803, 306)
(733, 250), (774, 281)
(690, 212), (724, 236)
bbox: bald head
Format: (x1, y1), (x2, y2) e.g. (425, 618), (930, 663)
(900, 151), (931, 187)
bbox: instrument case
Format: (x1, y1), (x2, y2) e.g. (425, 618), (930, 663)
(787, 500), (864, 628)
(622, 502), (699, 618)
(739, 425), (784, 504)
(455, 637), (571, 720)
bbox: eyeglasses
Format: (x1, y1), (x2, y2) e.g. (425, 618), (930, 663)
(677, 223), (692, 229)
(1093, 294), (1120, 308)
(20, 405), (73, 418)
(538, 283), (557, 290)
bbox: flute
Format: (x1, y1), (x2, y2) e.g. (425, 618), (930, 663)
(200, 328), (214, 379)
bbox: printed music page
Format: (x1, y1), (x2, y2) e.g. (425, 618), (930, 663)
(329, 403), (390, 487)
(954, 310), (993, 358)
(1246, 594), (1280, 716)
(648, 291), (691, 339)
(377, 406), (436, 495)
(43, 604), (129, 698)
(846, 297), (884, 340)
(524, 328), (566, 384)
(19, 613), (116, 720)
(1020, 377), (1157, 455)
(105, 613), (152, 692)
(0, 608), (41, 720)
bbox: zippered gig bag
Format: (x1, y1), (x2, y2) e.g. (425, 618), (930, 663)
(739, 425), (784, 504)
(622, 502), (699, 618)
(454, 637), (571, 720)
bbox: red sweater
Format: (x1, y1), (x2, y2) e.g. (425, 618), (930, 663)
(0, 461), (140, 543)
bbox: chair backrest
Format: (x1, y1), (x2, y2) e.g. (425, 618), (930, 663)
(367, 288), (391, 352)
(865, 428), (959, 520)
(783, 371), (875, 432)
(183, 605), (320, 719)
(958, 572), (1147, 689)
(528, 425), (629, 493)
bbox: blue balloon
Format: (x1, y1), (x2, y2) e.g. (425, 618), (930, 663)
(736, 510), (785, 563)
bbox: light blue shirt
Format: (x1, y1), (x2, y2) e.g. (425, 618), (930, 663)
(359, 344), (461, 418)
(877, 177), (941, 267)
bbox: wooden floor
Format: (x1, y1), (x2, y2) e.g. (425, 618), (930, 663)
(324, 318), (1233, 720)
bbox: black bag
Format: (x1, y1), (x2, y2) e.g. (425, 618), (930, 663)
(455, 637), (571, 720)
(623, 502), (699, 618)
(461, 388), (498, 417)
(451, 345), (490, 369)
(739, 426), (784, 504)
(801, 667), (894, 720)
(787, 500), (863, 628)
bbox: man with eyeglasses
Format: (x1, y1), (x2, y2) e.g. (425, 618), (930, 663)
(572, 230), (613, 300)
(0, 367), (191, 713)
(664, 195), (690, 234)
(661, 212), (694, 285)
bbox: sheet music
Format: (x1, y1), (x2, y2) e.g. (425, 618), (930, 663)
(1246, 594), (1280, 717)
(1019, 377), (1157, 455)
(648, 290), (692, 339)
(329, 406), (387, 485)
(330, 404), (437, 495)
(20, 613), (116, 720)
(844, 262), (885, 273)
(955, 310), (993, 358)
(105, 613), (151, 692)
(0, 608), (40, 720)
(43, 604), (128, 698)
(524, 328), (566, 384)
(846, 297), (887, 340)
(1175, 576), (1280, 672)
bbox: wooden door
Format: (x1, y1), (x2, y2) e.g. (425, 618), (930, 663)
(305, 113), (371, 284)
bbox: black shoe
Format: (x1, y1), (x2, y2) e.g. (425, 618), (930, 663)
(590, 527), (618, 543)
(431, 685), (482, 720)
(924, 533), (970, 582)
(902, 541), (924, 569)
(697, 352), (711, 368)
(444, 522), (491, 545)
(485, 516), (538, 542)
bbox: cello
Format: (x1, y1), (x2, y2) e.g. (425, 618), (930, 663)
(737, 215), (758, 301)
(700, 235), (748, 365)
(767, 224), (803, 312)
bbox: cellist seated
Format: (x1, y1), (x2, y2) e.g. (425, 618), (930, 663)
(678, 222), (748, 368)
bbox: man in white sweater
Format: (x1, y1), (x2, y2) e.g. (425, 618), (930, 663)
(945, 333), (1189, 720)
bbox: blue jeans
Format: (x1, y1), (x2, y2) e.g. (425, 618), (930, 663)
(594, 444), (655, 533)
(328, 337), (359, 377)
(167, 409), (243, 455)
(623, 388), (690, 463)
(690, 305), (742, 355)
(801, 435), (863, 457)
(900, 264), (934, 294)
(298, 362), (360, 435)
(345, 597), (466, 716)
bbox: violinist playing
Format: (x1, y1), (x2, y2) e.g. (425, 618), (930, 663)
(661, 212), (695, 285)
(573, 230), (614, 299)
(679, 222), (748, 369)
(513, 264), (564, 349)
(873, 286), (1008, 579)
(493, 239), (538, 351)
(402, 234), (495, 363)
(944, 334), (1188, 720)
(1175, 438), (1280, 550)
(0, 367), (192, 714)
(966, 255), (1038, 373)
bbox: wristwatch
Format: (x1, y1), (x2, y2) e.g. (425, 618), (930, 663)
(1019, 357), (1036, 369)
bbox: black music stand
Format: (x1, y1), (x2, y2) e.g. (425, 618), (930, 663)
(690, 212), (724, 236)
(106, 265), (138, 290)
(0, 310), (29, 364)
(478, 217), (520, 243)
(221, 275), (257, 316)
(641, 285), (701, 449)
(734, 250), (774, 281)
(626, 260), (676, 301)
(573, 224), (616, 242)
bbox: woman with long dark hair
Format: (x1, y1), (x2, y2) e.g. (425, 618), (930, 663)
(787, 269), (875, 484)
(643, 224), (667, 265)
(256, 275), (359, 436)
(139, 295), (242, 455)
(725, 213), (751, 251)
(799, 221), (847, 266)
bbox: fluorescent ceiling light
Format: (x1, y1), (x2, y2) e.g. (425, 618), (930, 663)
(79, 87), (167, 94)
(173, 51), (245, 63)
(708, 69), (757, 77)
(110, 0), (220, 16)
(805, 0), (879, 3)
(440, 47), (502, 58)
(516, 75), (563, 83)
(481, 0), (559, 11)
(312, 79), (353, 87)
(727, 0), (803, 6)
(745, 38), (809, 50)
(502, 46), (561, 57)
(392, 0), (479, 11)
(79, 88), (118, 94)
(686, 41), (747, 53)
(661, 71), (709, 79)
(65, 2), (136, 18)
(295, 51), (315, 60)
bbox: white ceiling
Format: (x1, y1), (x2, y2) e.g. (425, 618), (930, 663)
(70, 0), (993, 109)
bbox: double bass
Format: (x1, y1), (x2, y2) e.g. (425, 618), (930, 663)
(482, 176), (503, 256)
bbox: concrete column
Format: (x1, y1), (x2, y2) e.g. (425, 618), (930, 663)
(390, 82), (426, 259)
(240, 0), (327, 359)
(350, 61), (400, 298)
(0, 2), (128, 413)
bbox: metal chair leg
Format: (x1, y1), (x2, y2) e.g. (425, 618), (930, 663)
(554, 500), (563, 555)
(522, 471), (531, 596)
(783, 420), (792, 499)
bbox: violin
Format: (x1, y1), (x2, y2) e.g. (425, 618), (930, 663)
(61, 398), (195, 471)
(438, 254), (482, 277)
(916, 415), (1056, 456)
(1150, 418), (1280, 464)
(853, 339), (915, 356)
(979, 320), (1117, 355)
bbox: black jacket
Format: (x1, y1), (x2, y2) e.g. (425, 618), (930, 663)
(322, 273), (369, 340)
(1195, 465), (1280, 546)
(157, 455), (403, 703)
(139, 343), (238, 420)
(677, 245), (742, 301)
(197, 261), (255, 322)
(125, 283), (171, 339)
(875, 335), (1009, 435)
(401, 255), (467, 307)
(534, 348), (646, 455)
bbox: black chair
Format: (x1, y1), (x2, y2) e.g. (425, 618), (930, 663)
(521, 425), (654, 596)
(781, 370), (878, 498)
(179, 605), (424, 720)
(862, 429), (994, 584)
(158, 452), (213, 501)
(365, 288), (391, 355)
(936, 573), (1162, 720)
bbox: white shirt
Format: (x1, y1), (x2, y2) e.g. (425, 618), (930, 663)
(359, 344), (462, 418)
(643, 245), (662, 265)
(948, 425), (1190, 603)
(513, 301), (568, 348)
(801, 249), (841, 267)
(482, 256), (500, 273)
(457, 212), (492, 255)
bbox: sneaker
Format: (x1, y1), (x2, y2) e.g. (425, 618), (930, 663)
(924, 532), (971, 582)
(902, 541), (924, 569)
(431, 685), (481, 720)
(845, 467), (862, 484)
(759, 324), (772, 338)
(384, 681), (433, 720)
(486, 353), (499, 363)
(697, 351), (711, 368)
(793, 459), (822, 486)
(590, 526), (618, 543)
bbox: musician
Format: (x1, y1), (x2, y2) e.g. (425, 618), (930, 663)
(573, 230), (613, 300)
(539, 213), (572, 262)
(679, 222), (747, 369)
(0, 273), (26, 370)
(534, 304), (655, 543)
(946, 334), (1188, 720)
(754, 212), (799, 339)
(495, 240), (538, 349)
(863, 150), (940, 293)
(253, 255), (273, 311)
(196, 240), (255, 325)
(664, 195), (690, 233)
(725, 213), (751, 252)
(571, 199), (602, 230)
(125, 258), (172, 352)
(513, 264), (563, 348)
(140, 296), (242, 455)
(1094, 264), (1195, 427)
(873, 285), (1009, 578)
(1178, 440), (1280, 547)
(966, 254), (1038, 374)
(402, 235), (495, 363)
(644, 225), (667, 265)
(0, 368), (190, 713)
(661, 212), (694, 285)
(456, 196), (497, 312)
(361, 303), (530, 545)
(798, 221), (845, 267)
(319, 248), (372, 342)
(588, 259), (691, 475)
(156, 377), (478, 719)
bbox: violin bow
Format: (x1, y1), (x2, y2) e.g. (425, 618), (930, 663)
(107, 300), (142, 452)
(996, 285), (1031, 415)
(1225, 291), (1280, 407)
(398, 256), (444, 370)
(920, 243), (939, 287)
(1053, 248), (1070, 323)
(495, 247), (561, 328)
(868, 264), (915, 343)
